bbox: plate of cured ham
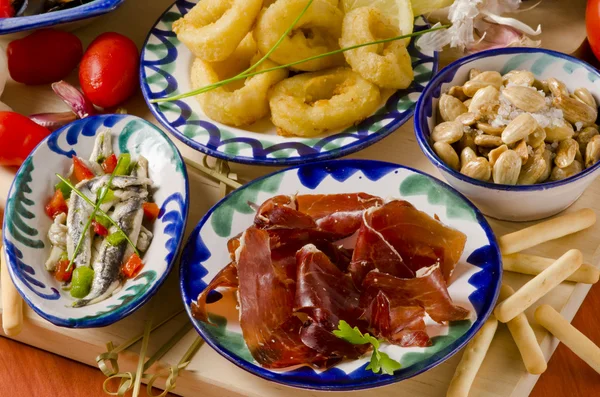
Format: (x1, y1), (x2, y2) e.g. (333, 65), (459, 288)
(180, 159), (501, 390)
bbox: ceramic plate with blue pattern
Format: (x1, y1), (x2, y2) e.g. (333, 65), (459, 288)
(140, 0), (438, 166)
(2, 114), (189, 328)
(180, 159), (501, 390)
(0, 0), (126, 36)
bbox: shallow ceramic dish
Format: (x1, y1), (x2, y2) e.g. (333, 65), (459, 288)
(2, 114), (189, 328)
(0, 0), (125, 37)
(415, 48), (600, 222)
(140, 0), (438, 166)
(180, 159), (501, 390)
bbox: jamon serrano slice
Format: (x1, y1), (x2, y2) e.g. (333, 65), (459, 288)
(350, 209), (414, 286)
(362, 265), (470, 324)
(295, 244), (367, 358)
(191, 262), (238, 323)
(353, 200), (466, 283)
(296, 193), (383, 235)
(254, 195), (317, 230)
(360, 290), (431, 347)
(237, 227), (324, 368)
(295, 244), (363, 329)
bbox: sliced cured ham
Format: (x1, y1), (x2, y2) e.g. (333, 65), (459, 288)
(254, 195), (317, 230)
(353, 200), (466, 283)
(362, 265), (470, 324)
(295, 244), (363, 329)
(360, 290), (431, 347)
(191, 261), (238, 323)
(296, 193), (383, 236)
(237, 227), (323, 368)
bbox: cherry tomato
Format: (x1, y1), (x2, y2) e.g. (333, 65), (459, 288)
(142, 202), (160, 222)
(72, 156), (94, 182)
(54, 259), (73, 282)
(0, 0), (15, 18)
(92, 220), (109, 237)
(79, 32), (139, 108)
(0, 112), (51, 167)
(121, 253), (143, 279)
(45, 190), (68, 219)
(7, 29), (83, 85)
(101, 153), (118, 174)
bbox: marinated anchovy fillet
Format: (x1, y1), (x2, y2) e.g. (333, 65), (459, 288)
(74, 197), (144, 307)
(45, 132), (158, 306)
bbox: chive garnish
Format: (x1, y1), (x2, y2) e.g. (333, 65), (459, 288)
(150, 24), (449, 104)
(56, 172), (140, 266)
(65, 161), (121, 272)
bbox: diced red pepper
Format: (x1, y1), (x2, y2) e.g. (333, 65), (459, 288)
(142, 202), (160, 222)
(102, 153), (118, 174)
(54, 259), (73, 282)
(92, 220), (108, 236)
(121, 253), (143, 279)
(45, 189), (68, 219)
(73, 156), (94, 182)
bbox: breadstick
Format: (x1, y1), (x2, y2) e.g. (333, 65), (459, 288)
(447, 316), (498, 397)
(535, 304), (600, 374)
(494, 249), (583, 323)
(499, 208), (596, 255)
(503, 253), (599, 284)
(1, 246), (23, 336)
(498, 285), (546, 374)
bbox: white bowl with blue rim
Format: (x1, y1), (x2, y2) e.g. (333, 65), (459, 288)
(0, 0), (125, 37)
(415, 48), (600, 222)
(2, 114), (189, 328)
(180, 159), (501, 390)
(140, 0), (438, 166)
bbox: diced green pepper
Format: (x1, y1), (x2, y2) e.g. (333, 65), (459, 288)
(97, 187), (115, 203)
(55, 180), (72, 199)
(107, 231), (126, 246)
(114, 153), (131, 176)
(95, 214), (112, 229)
(70, 267), (94, 298)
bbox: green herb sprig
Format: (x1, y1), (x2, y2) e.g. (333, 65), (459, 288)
(65, 160), (121, 272)
(150, 24), (448, 104)
(56, 174), (141, 258)
(333, 320), (402, 375)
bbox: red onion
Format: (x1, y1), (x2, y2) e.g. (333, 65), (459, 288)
(51, 80), (96, 119)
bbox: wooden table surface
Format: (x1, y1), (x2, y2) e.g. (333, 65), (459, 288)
(1, 0), (599, 396)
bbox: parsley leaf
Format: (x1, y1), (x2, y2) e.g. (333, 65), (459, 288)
(333, 320), (401, 375)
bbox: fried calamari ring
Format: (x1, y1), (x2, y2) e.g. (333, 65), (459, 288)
(254, 0), (345, 72)
(191, 35), (289, 127)
(268, 67), (381, 137)
(339, 7), (414, 89)
(173, 0), (262, 62)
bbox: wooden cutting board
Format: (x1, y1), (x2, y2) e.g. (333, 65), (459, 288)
(0, 0), (593, 396)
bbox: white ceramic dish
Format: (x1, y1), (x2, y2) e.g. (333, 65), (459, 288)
(415, 48), (600, 222)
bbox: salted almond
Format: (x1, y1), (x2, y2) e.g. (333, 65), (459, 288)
(544, 119), (574, 142)
(501, 113), (538, 145)
(463, 71), (503, 97)
(474, 134), (503, 147)
(554, 139), (578, 169)
(434, 141), (460, 171)
(461, 157), (492, 181)
(574, 87), (596, 108)
(488, 144), (508, 167)
(431, 121), (464, 143)
(502, 86), (546, 112)
(585, 135), (600, 168)
(476, 122), (504, 136)
(550, 160), (582, 181)
(518, 155), (547, 185)
(493, 150), (522, 185)
(502, 70), (535, 86)
(553, 95), (598, 127)
(468, 85), (500, 115)
(439, 94), (468, 122)
(514, 139), (529, 164)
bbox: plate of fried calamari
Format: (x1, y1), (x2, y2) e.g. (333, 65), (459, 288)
(141, 0), (438, 165)
(180, 160), (501, 390)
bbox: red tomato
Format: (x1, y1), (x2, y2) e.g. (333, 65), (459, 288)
(7, 29), (83, 85)
(92, 220), (109, 237)
(54, 259), (73, 282)
(79, 32), (139, 108)
(45, 190), (68, 219)
(101, 153), (118, 174)
(72, 156), (94, 182)
(0, 112), (51, 166)
(0, 0), (15, 18)
(121, 253), (143, 279)
(142, 202), (160, 222)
